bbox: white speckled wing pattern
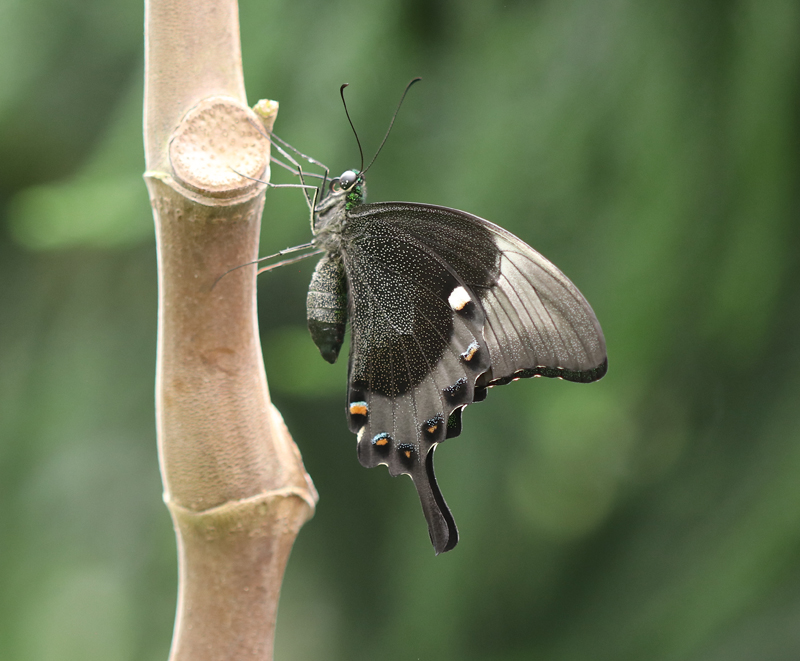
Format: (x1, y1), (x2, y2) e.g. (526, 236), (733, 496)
(336, 202), (606, 554)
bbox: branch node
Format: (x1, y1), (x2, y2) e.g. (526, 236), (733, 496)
(168, 96), (272, 200)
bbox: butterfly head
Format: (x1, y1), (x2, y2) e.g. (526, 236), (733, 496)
(333, 169), (366, 211)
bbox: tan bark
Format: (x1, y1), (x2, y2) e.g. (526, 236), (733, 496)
(143, 0), (317, 658)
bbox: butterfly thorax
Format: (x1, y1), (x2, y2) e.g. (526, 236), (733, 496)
(312, 170), (366, 252)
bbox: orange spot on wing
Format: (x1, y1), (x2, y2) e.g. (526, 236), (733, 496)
(349, 403), (368, 416)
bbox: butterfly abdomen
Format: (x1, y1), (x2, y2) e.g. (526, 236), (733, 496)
(307, 254), (348, 364)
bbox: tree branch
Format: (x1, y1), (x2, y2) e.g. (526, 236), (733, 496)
(143, 0), (317, 658)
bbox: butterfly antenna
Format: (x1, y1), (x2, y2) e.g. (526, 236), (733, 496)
(362, 77), (422, 175)
(340, 83), (365, 174)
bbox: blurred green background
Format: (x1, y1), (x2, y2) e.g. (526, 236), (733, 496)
(2, 0), (799, 659)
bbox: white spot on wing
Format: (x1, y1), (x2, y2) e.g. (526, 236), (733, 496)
(448, 286), (471, 311)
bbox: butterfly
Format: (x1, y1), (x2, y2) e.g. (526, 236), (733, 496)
(257, 84), (607, 554)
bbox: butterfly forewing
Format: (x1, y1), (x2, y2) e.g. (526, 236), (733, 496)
(483, 229), (606, 381)
(354, 203), (607, 384)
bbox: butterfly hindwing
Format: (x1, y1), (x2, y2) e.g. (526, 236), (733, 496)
(340, 211), (493, 553)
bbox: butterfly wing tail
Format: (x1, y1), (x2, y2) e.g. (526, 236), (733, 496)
(354, 394), (460, 554)
(412, 445), (459, 554)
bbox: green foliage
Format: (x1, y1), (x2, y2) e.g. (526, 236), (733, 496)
(1, 0), (799, 659)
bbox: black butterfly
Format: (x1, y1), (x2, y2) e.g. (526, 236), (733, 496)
(302, 165), (607, 554)
(240, 82), (607, 553)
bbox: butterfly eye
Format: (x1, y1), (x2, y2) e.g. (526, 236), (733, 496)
(338, 169), (359, 190)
